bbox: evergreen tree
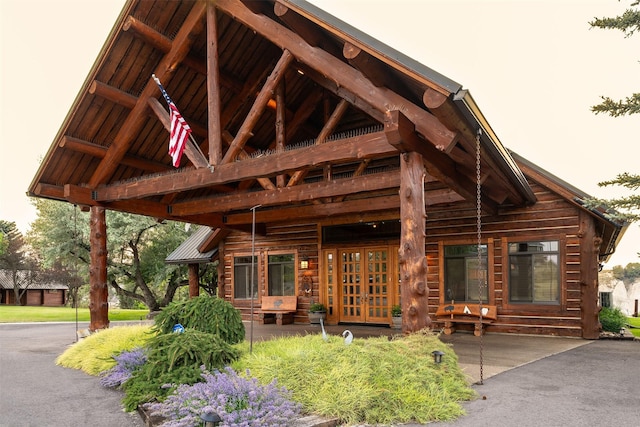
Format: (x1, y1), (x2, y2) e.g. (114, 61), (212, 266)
(590, 1), (640, 117)
(589, 2), (640, 259)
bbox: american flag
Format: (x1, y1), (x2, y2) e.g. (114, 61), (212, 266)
(152, 74), (192, 167)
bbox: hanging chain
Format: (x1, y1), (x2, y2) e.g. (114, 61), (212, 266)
(476, 129), (484, 385)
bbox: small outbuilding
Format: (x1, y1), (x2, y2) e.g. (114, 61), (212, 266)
(0, 270), (68, 306)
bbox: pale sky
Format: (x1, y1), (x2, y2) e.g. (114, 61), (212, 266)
(1, 0), (638, 268)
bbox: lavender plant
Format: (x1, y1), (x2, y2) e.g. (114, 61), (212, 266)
(146, 367), (301, 427)
(100, 348), (147, 388)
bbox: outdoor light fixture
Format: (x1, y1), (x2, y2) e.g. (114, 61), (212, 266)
(200, 411), (221, 427)
(300, 258), (309, 270)
(432, 350), (445, 364)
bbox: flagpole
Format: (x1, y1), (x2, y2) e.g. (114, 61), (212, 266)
(249, 204), (261, 354)
(151, 74), (193, 168)
(152, 74), (206, 163)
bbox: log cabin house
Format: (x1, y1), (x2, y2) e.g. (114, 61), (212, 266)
(28, 0), (626, 337)
(0, 270), (68, 306)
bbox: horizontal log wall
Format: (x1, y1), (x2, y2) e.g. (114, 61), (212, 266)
(220, 181), (594, 337)
(427, 181), (585, 337)
(222, 222), (318, 322)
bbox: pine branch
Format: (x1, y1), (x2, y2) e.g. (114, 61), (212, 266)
(591, 93), (640, 117)
(590, 7), (640, 37)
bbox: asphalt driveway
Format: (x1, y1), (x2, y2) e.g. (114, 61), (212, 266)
(0, 322), (638, 427)
(428, 339), (640, 427)
(0, 322), (143, 427)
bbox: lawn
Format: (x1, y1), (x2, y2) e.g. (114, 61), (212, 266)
(0, 306), (149, 323)
(627, 316), (640, 337)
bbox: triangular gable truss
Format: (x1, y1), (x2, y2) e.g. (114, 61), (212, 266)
(29, 0), (535, 231)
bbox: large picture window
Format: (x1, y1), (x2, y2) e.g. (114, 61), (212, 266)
(233, 255), (258, 299)
(508, 241), (559, 304)
(444, 244), (488, 302)
(268, 253), (295, 296)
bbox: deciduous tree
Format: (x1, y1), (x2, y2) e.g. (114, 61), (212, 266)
(27, 199), (199, 310)
(0, 221), (38, 305)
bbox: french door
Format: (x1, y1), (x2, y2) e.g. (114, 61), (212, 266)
(338, 247), (393, 324)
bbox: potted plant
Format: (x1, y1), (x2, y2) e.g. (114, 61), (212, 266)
(391, 304), (402, 329)
(308, 302), (327, 325)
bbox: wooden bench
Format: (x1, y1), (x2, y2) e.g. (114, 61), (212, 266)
(436, 303), (497, 336)
(259, 295), (297, 325)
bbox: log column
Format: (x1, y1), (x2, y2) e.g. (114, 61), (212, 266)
(188, 264), (200, 298)
(579, 211), (602, 339)
(89, 206), (109, 331)
(398, 151), (432, 333)
(217, 241), (225, 298)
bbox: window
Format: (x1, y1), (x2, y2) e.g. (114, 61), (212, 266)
(268, 254), (295, 296)
(234, 256), (258, 299)
(600, 292), (612, 308)
(508, 241), (559, 304)
(444, 244), (488, 302)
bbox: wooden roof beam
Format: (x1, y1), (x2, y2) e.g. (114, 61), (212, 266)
(88, 2), (207, 187)
(62, 184), (227, 228)
(171, 170), (402, 216)
(222, 187), (464, 225)
(221, 49), (294, 164)
(122, 15), (243, 93)
(287, 98), (349, 186)
(343, 42), (390, 88)
(93, 129), (395, 202)
(88, 80), (137, 109)
(59, 136), (168, 173)
(198, 228), (231, 253)
(206, 3), (223, 166)
(216, 0), (456, 151)
(147, 97), (209, 169)
(423, 88), (525, 205)
(273, 2), (341, 55)
(384, 110), (497, 214)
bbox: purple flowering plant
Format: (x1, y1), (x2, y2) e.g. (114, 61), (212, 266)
(100, 348), (148, 388)
(146, 366), (301, 427)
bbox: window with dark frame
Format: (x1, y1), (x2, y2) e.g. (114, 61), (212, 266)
(267, 253), (295, 296)
(233, 255), (258, 299)
(508, 241), (559, 304)
(444, 244), (488, 302)
(599, 292), (612, 308)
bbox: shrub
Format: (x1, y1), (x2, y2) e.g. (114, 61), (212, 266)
(55, 325), (153, 375)
(309, 303), (326, 312)
(600, 306), (627, 332)
(146, 367), (301, 427)
(153, 295), (245, 344)
(100, 348), (147, 388)
(391, 304), (402, 317)
(121, 329), (240, 411)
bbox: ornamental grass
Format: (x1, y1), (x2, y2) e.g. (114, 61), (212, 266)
(55, 324), (154, 375)
(232, 330), (475, 425)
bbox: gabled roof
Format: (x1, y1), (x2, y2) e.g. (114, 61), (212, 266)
(0, 270), (68, 291)
(28, 0), (536, 231)
(165, 226), (218, 264)
(511, 152), (628, 262)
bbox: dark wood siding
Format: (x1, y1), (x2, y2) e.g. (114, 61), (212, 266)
(221, 222), (318, 323)
(221, 181), (599, 337)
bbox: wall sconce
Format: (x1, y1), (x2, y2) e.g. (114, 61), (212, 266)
(200, 411), (221, 426)
(432, 350), (445, 364)
(300, 258), (309, 270)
